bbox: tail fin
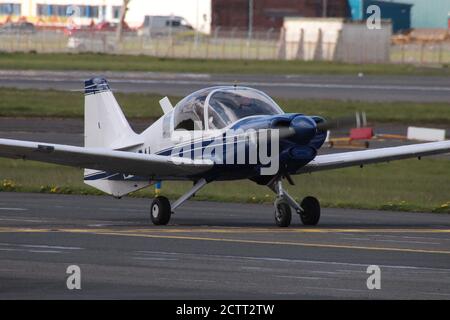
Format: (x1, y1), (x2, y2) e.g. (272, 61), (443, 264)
(83, 78), (150, 197)
(84, 77), (140, 149)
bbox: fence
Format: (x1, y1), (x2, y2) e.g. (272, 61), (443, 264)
(390, 42), (450, 65)
(1, 28), (450, 64)
(0, 29), (284, 60)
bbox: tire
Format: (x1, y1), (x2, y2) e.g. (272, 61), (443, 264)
(274, 200), (292, 227)
(300, 196), (321, 226)
(150, 196), (171, 226)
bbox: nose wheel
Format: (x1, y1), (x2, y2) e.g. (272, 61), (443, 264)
(274, 199), (292, 227)
(269, 178), (321, 227)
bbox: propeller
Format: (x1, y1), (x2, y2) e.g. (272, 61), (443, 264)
(317, 112), (367, 132)
(272, 112), (367, 140)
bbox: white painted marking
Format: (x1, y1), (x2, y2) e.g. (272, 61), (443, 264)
(304, 286), (368, 293)
(5, 75), (450, 93)
(0, 243), (83, 251)
(420, 292), (450, 297)
(341, 237), (371, 241)
(403, 236), (450, 242)
(276, 275), (323, 280)
(336, 269), (363, 274)
(240, 266), (266, 271)
(310, 271), (340, 275)
(0, 218), (44, 223)
(135, 251), (180, 256)
(0, 248), (60, 254)
(0, 208), (27, 211)
(27, 250), (61, 254)
(375, 239), (440, 245)
(88, 224), (112, 227)
(107, 78), (450, 93)
(21, 244), (82, 250)
(133, 251), (450, 273)
(157, 276), (216, 283)
(99, 208), (146, 213)
(274, 292), (298, 295)
(133, 257), (178, 261)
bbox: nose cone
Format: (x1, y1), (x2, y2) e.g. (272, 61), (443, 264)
(290, 115), (317, 145)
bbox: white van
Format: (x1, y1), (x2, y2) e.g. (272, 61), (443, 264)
(139, 15), (193, 37)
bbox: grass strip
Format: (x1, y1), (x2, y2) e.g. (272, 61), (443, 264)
(0, 158), (448, 213)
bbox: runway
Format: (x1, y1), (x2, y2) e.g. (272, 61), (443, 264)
(1, 70), (450, 102)
(0, 192), (449, 299)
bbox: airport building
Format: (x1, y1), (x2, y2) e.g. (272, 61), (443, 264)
(393, 0), (450, 29)
(348, 0), (412, 33)
(349, 0), (450, 32)
(0, 0), (211, 31)
(0, 0), (124, 25)
(211, 0), (350, 31)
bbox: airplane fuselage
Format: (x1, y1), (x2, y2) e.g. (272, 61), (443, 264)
(134, 113), (327, 183)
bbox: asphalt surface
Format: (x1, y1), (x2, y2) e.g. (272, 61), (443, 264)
(1, 70), (450, 102)
(0, 192), (449, 299)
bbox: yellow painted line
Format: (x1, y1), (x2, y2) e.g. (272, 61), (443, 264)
(0, 227), (449, 255)
(1, 227), (450, 234)
(154, 228), (450, 234)
(77, 231), (450, 255)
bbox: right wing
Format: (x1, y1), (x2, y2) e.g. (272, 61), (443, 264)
(0, 138), (213, 180)
(298, 141), (450, 174)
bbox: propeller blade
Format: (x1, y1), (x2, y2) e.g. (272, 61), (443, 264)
(277, 126), (296, 139)
(317, 112), (367, 132)
(267, 112), (367, 140)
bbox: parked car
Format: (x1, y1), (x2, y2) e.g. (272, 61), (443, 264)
(66, 22), (134, 52)
(0, 22), (36, 34)
(67, 32), (116, 52)
(93, 21), (133, 32)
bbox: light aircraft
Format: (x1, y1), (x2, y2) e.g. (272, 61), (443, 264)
(0, 78), (449, 227)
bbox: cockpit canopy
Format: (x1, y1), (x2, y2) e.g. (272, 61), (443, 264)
(173, 87), (283, 131)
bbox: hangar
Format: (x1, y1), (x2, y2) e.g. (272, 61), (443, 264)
(211, 0), (350, 31)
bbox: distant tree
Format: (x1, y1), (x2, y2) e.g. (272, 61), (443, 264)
(115, 0), (131, 43)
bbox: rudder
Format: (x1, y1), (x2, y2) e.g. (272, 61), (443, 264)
(84, 77), (140, 149)
(83, 77), (150, 197)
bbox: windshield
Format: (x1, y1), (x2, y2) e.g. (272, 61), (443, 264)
(207, 88), (283, 129)
(173, 88), (213, 131)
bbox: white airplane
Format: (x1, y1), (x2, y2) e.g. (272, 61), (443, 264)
(0, 78), (449, 227)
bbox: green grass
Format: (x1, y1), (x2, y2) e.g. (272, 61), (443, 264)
(1, 52), (450, 76)
(0, 88), (163, 118)
(0, 158), (449, 213)
(1, 88), (449, 125)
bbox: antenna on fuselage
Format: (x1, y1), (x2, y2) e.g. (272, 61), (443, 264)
(159, 97), (174, 115)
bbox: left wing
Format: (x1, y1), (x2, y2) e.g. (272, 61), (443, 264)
(0, 138), (213, 179)
(298, 141), (450, 174)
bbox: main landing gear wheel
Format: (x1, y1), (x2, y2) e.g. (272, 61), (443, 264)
(274, 200), (292, 228)
(300, 196), (321, 226)
(150, 196), (171, 226)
